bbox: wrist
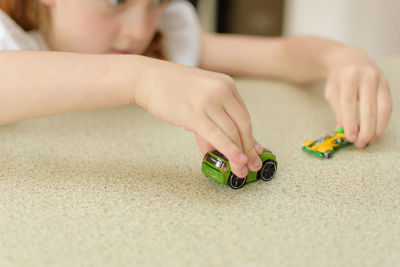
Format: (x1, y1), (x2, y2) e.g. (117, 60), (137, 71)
(323, 45), (372, 72)
(113, 54), (153, 109)
(126, 55), (162, 110)
(89, 54), (145, 107)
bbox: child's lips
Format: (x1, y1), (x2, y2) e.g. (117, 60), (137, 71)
(111, 49), (134, 54)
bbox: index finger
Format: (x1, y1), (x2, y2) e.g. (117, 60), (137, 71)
(339, 73), (359, 143)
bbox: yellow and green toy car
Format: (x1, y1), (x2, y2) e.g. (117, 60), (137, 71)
(302, 127), (353, 159)
(202, 148), (277, 189)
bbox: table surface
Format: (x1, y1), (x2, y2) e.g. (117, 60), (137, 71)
(1, 57), (399, 267)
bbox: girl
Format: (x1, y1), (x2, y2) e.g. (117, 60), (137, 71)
(0, 0), (392, 178)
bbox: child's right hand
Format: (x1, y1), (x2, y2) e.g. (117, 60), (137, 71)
(133, 56), (263, 178)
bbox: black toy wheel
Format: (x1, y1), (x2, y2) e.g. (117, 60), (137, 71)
(336, 138), (343, 143)
(228, 173), (247, 189)
(257, 160), (277, 181)
(324, 150), (333, 159)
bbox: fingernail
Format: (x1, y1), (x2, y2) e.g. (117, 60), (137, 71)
(349, 133), (357, 142)
(356, 142), (365, 148)
(254, 141), (262, 152)
(241, 166), (248, 176)
(238, 153), (247, 163)
(254, 158), (262, 169)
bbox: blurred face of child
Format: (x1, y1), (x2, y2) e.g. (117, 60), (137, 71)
(42, 0), (170, 54)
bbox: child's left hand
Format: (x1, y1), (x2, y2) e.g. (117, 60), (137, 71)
(323, 48), (393, 148)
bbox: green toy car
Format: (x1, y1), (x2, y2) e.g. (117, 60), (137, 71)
(201, 148), (278, 189)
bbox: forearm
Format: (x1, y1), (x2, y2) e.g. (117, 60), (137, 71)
(0, 51), (142, 125)
(271, 36), (371, 84)
(200, 33), (369, 84)
(200, 33), (285, 78)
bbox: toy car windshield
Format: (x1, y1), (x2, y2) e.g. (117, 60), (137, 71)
(205, 154), (225, 168)
(211, 150), (227, 160)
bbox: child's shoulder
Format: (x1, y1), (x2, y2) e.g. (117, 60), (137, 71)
(161, 0), (199, 26)
(0, 9), (45, 51)
(159, 0), (201, 67)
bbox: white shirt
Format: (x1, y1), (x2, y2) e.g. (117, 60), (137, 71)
(0, 0), (201, 67)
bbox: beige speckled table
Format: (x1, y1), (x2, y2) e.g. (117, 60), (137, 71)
(1, 57), (399, 267)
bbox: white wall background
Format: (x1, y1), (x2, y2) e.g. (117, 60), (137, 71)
(283, 0), (400, 60)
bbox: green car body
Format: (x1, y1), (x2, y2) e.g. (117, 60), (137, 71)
(201, 148), (278, 189)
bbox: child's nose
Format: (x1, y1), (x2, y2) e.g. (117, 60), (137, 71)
(119, 14), (152, 43)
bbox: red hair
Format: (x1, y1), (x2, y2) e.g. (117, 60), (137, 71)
(0, 0), (165, 58)
(0, 0), (45, 31)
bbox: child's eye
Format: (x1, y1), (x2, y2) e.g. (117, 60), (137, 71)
(108, 0), (166, 6)
(153, 0), (166, 5)
(108, 0), (127, 6)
